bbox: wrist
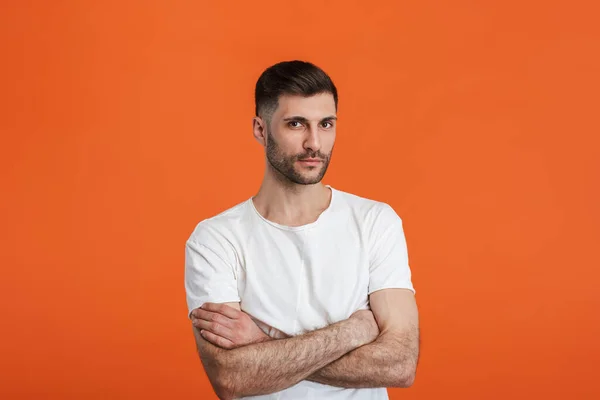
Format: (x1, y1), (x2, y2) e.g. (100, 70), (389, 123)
(339, 317), (368, 349)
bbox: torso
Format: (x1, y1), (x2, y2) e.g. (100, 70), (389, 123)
(190, 186), (394, 399)
(237, 190), (372, 337)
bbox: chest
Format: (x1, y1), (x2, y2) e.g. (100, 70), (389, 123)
(236, 225), (371, 334)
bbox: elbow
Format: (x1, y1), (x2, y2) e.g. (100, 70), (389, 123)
(393, 364), (417, 388)
(212, 374), (236, 400)
(207, 359), (237, 400)
(214, 386), (234, 400)
(398, 370), (416, 388)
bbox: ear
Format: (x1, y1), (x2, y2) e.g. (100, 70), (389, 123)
(252, 116), (267, 146)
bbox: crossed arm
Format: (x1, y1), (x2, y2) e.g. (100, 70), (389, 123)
(190, 288), (419, 399)
(306, 289), (419, 388)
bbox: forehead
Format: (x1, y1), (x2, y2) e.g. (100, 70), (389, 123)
(274, 93), (336, 120)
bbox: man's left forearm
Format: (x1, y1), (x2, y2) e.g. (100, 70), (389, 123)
(306, 330), (419, 389)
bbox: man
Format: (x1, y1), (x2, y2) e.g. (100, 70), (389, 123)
(184, 60), (419, 400)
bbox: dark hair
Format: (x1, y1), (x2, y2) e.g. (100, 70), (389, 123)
(254, 60), (338, 119)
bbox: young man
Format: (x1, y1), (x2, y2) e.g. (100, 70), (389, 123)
(185, 60), (419, 400)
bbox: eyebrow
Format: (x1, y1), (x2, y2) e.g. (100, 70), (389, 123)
(283, 115), (337, 123)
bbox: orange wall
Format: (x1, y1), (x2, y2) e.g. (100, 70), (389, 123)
(1, 1), (599, 399)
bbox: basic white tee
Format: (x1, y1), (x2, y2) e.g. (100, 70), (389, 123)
(185, 186), (415, 399)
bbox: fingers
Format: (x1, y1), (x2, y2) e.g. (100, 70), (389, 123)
(191, 308), (235, 329)
(200, 329), (235, 349)
(201, 302), (241, 319)
(192, 317), (234, 340)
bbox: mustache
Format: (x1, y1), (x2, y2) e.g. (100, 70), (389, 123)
(295, 151), (328, 160)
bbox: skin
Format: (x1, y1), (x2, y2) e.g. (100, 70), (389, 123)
(190, 92), (420, 398)
(192, 306), (380, 399)
(192, 288), (419, 390)
(251, 92), (337, 227)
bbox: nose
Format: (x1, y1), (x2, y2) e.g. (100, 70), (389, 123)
(303, 125), (321, 153)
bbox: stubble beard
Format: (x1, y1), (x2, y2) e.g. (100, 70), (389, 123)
(265, 131), (332, 186)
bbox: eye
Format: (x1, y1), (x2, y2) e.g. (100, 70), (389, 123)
(321, 121), (334, 129)
(288, 121), (303, 128)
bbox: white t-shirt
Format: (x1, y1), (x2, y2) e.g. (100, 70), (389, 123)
(185, 186), (415, 399)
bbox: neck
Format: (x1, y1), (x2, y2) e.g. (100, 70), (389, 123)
(252, 169), (332, 227)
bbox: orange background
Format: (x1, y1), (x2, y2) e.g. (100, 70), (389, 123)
(1, 1), (599, 399)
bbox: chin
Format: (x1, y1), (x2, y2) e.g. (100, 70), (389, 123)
(299, 176), (325, 185)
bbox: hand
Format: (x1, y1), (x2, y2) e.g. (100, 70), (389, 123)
(349, 309), (380, 346)
(191, 303), (271, 349)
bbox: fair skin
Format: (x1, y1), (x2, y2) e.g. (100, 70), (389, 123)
(190, 92), (420, 398)
(192, 288), (419, 391)
(192, 306), (380, 399)
(252, 92), (337, 227)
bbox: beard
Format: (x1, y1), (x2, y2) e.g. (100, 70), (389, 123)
(265, 131), (332, 185)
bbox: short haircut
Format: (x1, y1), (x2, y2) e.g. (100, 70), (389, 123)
(254, 60), (338, 121)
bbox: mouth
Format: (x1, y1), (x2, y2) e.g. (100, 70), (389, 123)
(298, 158), (323, 163)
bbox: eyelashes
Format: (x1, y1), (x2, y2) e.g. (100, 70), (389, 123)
(287, 121), (335, 129)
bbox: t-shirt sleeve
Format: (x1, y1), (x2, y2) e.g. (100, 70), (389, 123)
(184, 232), (241, 319)
(368, 203), (416, 295)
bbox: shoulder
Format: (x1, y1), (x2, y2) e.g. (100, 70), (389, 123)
(187, 198), (251, 247)
(331, 187), (401, 224)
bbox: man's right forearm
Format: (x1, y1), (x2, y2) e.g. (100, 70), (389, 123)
(202, 318), (366, 399)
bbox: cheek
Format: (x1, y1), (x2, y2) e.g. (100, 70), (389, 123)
(322, 132), (336, 151)
(278, 136), (304, 154)
(269, 135), (296, 157)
